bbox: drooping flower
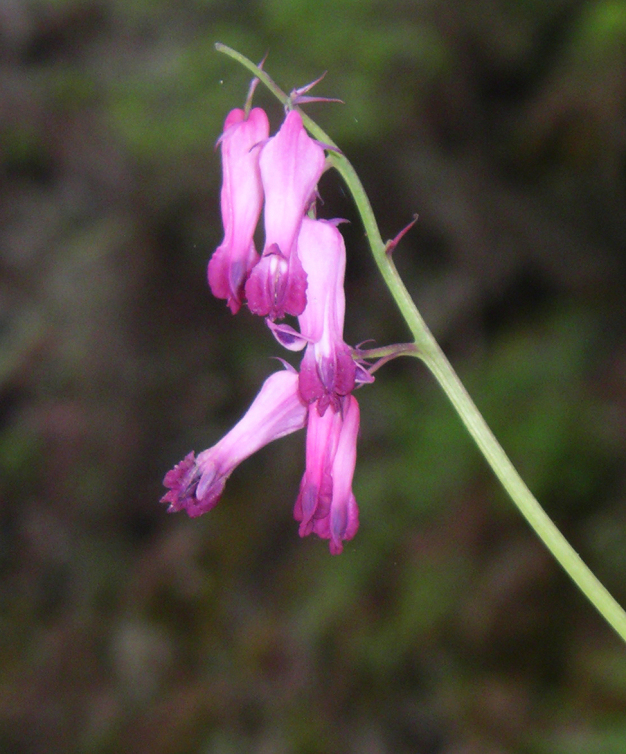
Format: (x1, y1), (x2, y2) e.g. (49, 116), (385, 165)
(161, 369), (307, 517)
(294, 394), (360, 554)
(266, 215), (373, 410)
(295, 217), (357, 413)
(246, 110), (326, 320)
(208, 107), (269, 314)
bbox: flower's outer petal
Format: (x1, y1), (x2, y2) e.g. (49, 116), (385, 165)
(245, 111), (324, 320)
(294, 406), (341, 536)
(208, 107), (269, 313)
(296, 218), (346, 342)
(259, 110), (326, 260)
(327, 395), (360, 553)
(298, 346), (324, 405)
(208, 240), (257, 314)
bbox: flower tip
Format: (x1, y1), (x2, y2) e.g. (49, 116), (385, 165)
(329, 540), (344, 555)
(161, 452), (200, 512)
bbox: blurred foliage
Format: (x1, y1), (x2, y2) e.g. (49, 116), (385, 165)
(2, 0), (626, 752)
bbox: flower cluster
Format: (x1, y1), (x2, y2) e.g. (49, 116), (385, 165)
(162, 104), (371, 554)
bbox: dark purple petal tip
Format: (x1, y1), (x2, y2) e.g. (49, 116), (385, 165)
(161, 452), (200, 512)
(161, 452), (225, 517)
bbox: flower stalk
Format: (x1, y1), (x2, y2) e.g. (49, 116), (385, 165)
(215, 42), (626, 643)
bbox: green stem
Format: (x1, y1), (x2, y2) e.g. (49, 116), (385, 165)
(357, 343), (417, 360)
(215, 43), (626, 643)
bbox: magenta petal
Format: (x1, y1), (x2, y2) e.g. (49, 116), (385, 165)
(209, 107), (269, 312)
(282, 248), (308, 316)
(245, 246), (285, 317)
(354, 362), (375, 385)
(329, 396), (360, 552)
(208, 241), (257, 314)
(244, 112), (324, 321)
(295, 468), (333, 537)
(327, 493), (358, 555)
(266, 320), (309, 352)
(294, 218), (357, 409)
(298, 342), (356, 414)
(321, 395), (360, 554)
(259, 110), (326, 262)
(161, 370), (307, 519)
(294, 405), (341, 536)
(296, 218), (346, 342)
(187, 471), (226, 517)
(245, 244), (308, 320)
(295, 396), (360, 554)
(161, 452), (200, 512)
(298, 347), (322, 404)
(321, 343), (356, 398)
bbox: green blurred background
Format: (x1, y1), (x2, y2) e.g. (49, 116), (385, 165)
(2, 0), (626, 752)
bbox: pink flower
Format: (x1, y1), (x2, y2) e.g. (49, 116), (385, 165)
(294, 395), (360, 554)
(208, 107), (269, 314)
(246, 110), (326, 320)
(296, 217), (357, 414)
(161, 369), (307, 517)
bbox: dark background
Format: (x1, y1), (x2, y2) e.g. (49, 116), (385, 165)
(3, 1), (626, 752)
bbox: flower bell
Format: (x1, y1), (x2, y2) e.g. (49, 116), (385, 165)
(208, 107), (269, 314)
(161, 369), (307, 517)
(245, 110), (326, 320)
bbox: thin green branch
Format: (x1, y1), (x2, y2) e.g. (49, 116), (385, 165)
(215, 42), (626, 644)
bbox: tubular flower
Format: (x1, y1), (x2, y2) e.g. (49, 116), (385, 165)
(161, 369), (307, 517)
(208, 107), (269, 314)
(296, 217), (356, 414)
(294, 395), (360, 555)
(246, 110), (326, 319)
